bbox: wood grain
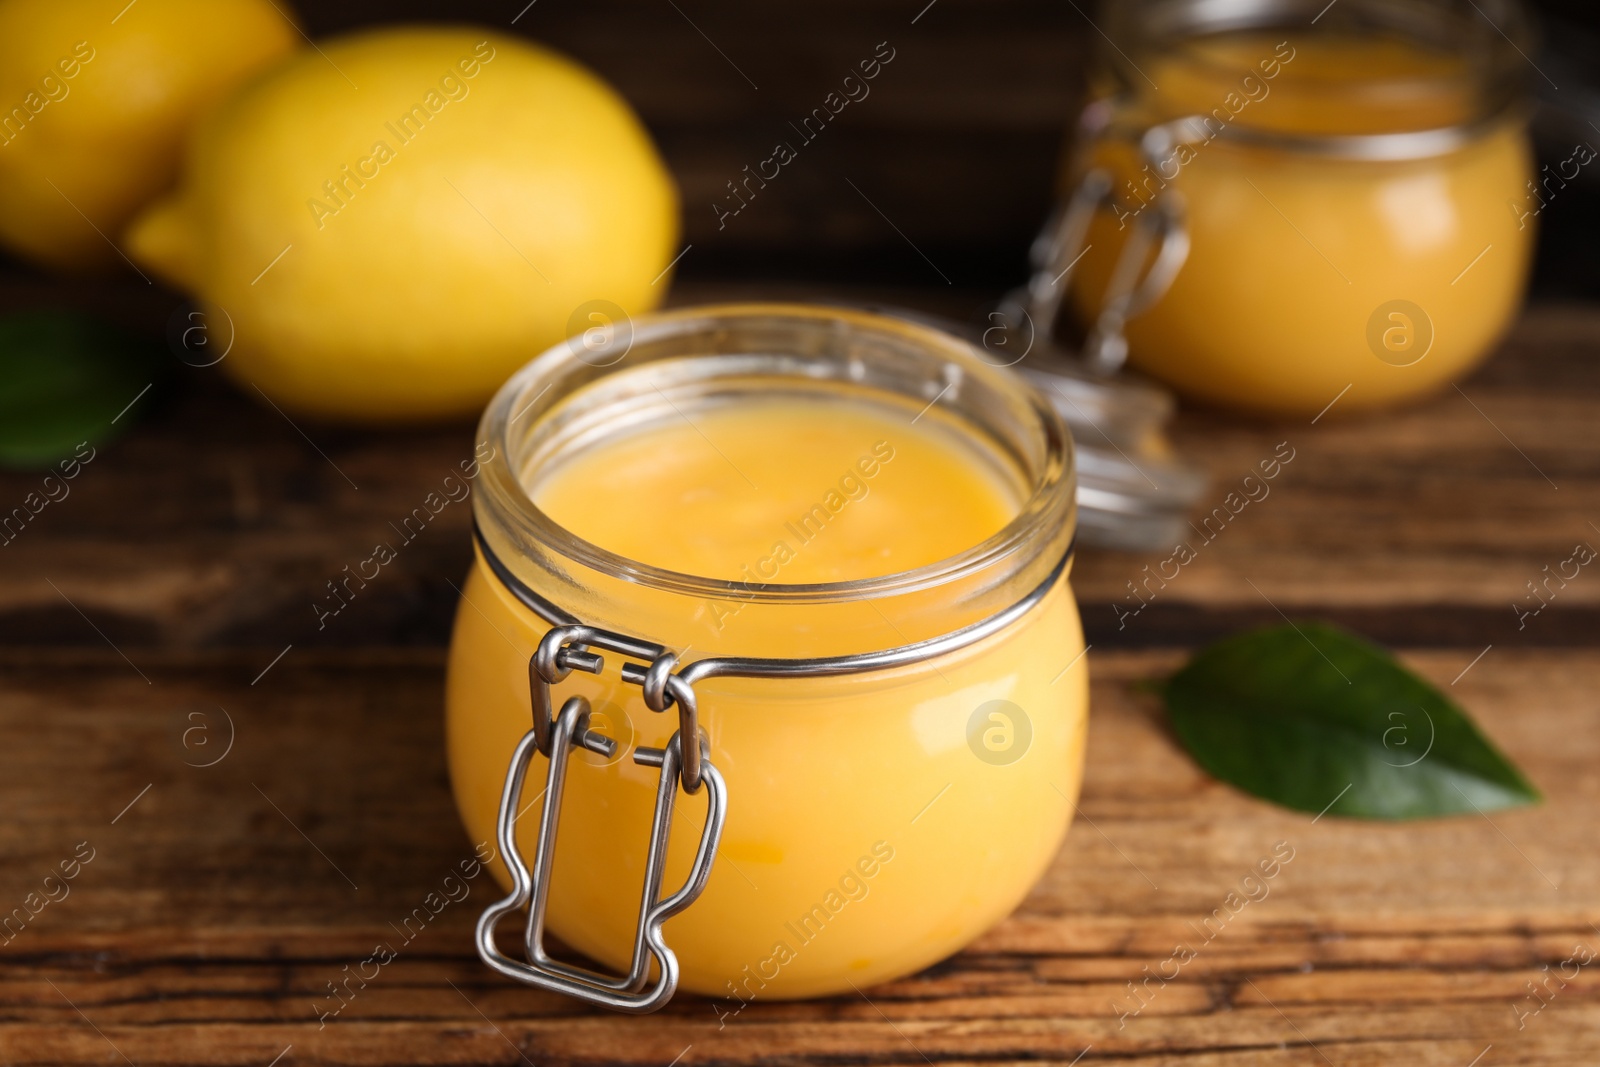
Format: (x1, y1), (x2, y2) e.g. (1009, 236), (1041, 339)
(2, 285), (1599, 1061)
(0, 649), (1595, 1065)
(1, 300), (1596, 651)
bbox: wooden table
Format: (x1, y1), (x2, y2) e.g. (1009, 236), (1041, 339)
(2, 289), (1597, 1065)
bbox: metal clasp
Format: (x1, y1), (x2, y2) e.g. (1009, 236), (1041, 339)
(474, 624), (727, 1013)
(995, 106), (1191, 377)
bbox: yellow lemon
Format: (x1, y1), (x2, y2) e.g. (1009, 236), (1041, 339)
(0, 0), (298, 272)
(128, 26), (680, 423)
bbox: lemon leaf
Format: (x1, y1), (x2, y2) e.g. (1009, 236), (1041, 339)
(0, 311), (165, 469)
(1161, 623), (1540, 820)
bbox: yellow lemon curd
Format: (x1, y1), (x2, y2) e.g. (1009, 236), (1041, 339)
(1073, 32), (1533, 416)
(446, 383), (1087, 1001)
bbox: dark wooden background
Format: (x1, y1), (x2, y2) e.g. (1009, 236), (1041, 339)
(7, 0), (1600, 300)
(303, 0), (1600, 296)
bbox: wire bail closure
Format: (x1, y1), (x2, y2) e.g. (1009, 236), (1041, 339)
(474, 624), (726, 1013)
(994, 105), (1193, 377)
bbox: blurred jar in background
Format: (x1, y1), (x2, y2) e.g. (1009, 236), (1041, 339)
(1065, 0), (1535, 418)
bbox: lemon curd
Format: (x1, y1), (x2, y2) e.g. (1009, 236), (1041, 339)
(533, 398), (1014, 584)
(1072, 27), (1534, 416)
(445, 306), (1087, 1002)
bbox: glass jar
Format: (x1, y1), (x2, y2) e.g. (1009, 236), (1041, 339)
(445, 304), (1087, 1011)
(1055, 0), (1535, 417)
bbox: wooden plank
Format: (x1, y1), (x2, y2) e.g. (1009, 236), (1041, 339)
(0, 648), (1595, 1064)
(1, 300), (1596, 651)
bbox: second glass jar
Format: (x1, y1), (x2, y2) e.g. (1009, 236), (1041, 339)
(1066, 0), (1535, 417)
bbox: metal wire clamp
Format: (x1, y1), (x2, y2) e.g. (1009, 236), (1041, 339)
(475, 622), (726, 1014)
(471, 524), (1073, 1012)
(994, 104), (1194, 377)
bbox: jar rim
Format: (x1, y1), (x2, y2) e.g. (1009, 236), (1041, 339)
(1098, 0), (1534, 157)
(473, 303), (1077, 605)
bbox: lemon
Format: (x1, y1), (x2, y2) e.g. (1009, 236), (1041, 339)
(127, 26), (680, 423)
(0, 0), (298, 272)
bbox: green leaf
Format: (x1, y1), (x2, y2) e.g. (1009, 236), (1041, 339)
(0, 310), (165, 469)
(1162, 622), (1540, 820)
